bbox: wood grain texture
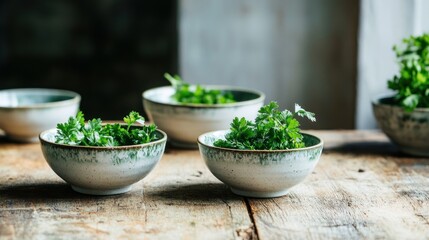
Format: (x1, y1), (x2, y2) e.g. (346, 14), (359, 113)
(249, 131), (429, 240)
(1, 131), (429, 240)
(0, 143), (254, 240)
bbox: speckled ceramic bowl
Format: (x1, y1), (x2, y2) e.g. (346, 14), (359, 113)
(0, 88), (80, 142)
(198, 130), (323, 198)
(39, 128), (167, 195)
(372, 96), (429, 156)
(143, 86), (265, 148)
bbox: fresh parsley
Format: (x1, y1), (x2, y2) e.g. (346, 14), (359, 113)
(164, 73), (236, 104)
(213, 101), (316, 150)
(55, 111), (158, 146)
(388, 33), (429, 111)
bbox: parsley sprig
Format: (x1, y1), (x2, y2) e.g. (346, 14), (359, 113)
(213, 102), (316, 150)
(164, 73), (236, 104)
(388, 33), (429, 111)
(55, 111), (158, 146)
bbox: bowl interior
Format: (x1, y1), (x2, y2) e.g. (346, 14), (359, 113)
(0, 89), (79, 108)
(198, 130), (322, 150)
(40, 129), (56, 142)
(372, 96), (399, 106)
(143, 86), (264, 106)
(372, 95), (429, 114)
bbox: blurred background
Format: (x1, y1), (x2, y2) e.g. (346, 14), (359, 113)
(0, 1), (178, 120)
(1, 0), (428, 129)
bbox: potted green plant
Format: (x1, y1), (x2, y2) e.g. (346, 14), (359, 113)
(372, 33), (429, 156)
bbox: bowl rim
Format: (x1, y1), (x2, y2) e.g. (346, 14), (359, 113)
(197, 130), (323, 153)
(39, 127), (168, 150)
(372, 94), (429, 112)
(0, 88), (81, 109)
(142, 85), (265, 108)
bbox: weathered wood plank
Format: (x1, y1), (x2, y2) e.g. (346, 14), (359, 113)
(141, 148), (255, 240)
(2, 131), (429, 240)
(249, 131), (429, 240)
(0, 143), (254, 240)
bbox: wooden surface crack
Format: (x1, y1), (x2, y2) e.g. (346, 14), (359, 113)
(244, 198), (259, 240)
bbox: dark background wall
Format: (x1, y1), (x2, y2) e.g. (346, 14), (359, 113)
(0, 0), (359, 129)
(0, 0), (177, 120)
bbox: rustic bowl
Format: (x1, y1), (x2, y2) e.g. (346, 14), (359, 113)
(143, 86), (265, 148)
(0, 88), (80, 142)
(39, 127), (167, 195)
(372, 95), (429, 156)
(198, 130), (323, 198)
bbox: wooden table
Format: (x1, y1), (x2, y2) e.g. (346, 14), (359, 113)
(1, 130), (428, 239)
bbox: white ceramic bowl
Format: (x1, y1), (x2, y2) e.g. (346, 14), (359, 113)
(39, 128), (167, 195)
(0, 88), (80, 142)
(372, 95), (429, 156)
(198, 130), (323, 198)
(143, 86), (265, 148)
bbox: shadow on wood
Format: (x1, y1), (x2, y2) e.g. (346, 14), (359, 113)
(0, 182), (106, 200)
(325, 141), (400, 156)
(325, 141), (429, 166)
(148, 183), (243, 202)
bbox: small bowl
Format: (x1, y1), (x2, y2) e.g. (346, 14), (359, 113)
(143, 86), (265, 148)
(0, 88), (81, 142)
(198, 130), (323, 198)
(39, 127), (167, 195)
(372, 95), (429, 156)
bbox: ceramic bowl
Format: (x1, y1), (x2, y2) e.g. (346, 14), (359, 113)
(0, 88), (80, 142)
(198, 130), (323, 198)
(143, 86), (265, 148)
(372, 95), (429, 156)
(39, 127), (167, 195)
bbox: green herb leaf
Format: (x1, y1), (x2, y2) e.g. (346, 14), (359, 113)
(164, 73), (236, 104)
(295, 104), (316, 122)
(214, 101), (316, 150)
(55, 111), (158, 146)
(388, 33), (429, 111)
(55, 111), (85, 145)
(402, 94), (420, 111)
